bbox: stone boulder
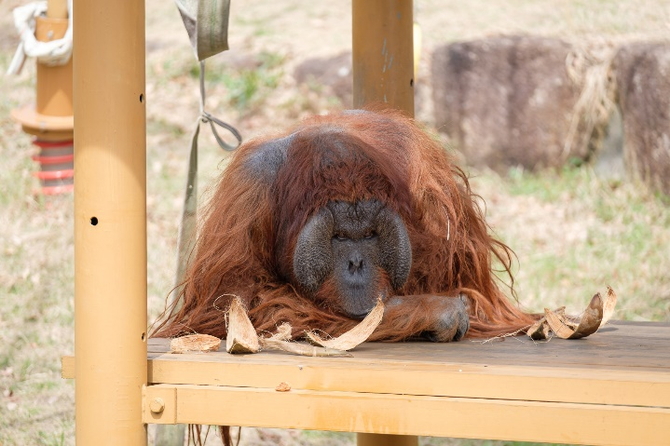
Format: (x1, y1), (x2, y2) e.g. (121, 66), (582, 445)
(614, 42), (670, 196)
(431, 36), (589, 172)
(294, 52), (353, 107)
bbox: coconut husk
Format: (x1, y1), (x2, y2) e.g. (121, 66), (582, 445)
(256, 321), (351, 356)
(544, 293), (604, 339)
(527, 287), (617, 340)
(225, 301), (353, 357)
(527, 315), (551, 340)
(600, 286), (618, 327)
(259, 337), (352, 357)
(275, 382), (291, 392)
(305, 298), (384, 351)
(170, 334), (222, 353)
(225, 297), (260, 354)
(528, 306), (567, 340)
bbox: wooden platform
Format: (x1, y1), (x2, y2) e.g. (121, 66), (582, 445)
(63, 321), (670, 445)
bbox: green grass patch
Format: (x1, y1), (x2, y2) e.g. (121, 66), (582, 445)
(475, 166), (670, 320)
(192, 51), (285, 112)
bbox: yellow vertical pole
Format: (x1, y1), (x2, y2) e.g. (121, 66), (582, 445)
(39, 0), (70, 117)
(47, 0), (68, 19)
(353, 1), (417, 445)
(11, 0), (74, 143)
(35, 14), (72, 120)
(352, 0), (415, 116)
(73, 0), (147, 444)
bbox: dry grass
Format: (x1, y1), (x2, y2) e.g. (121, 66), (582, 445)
(1, 1), (669, 445)
(471, 166), (670, 321)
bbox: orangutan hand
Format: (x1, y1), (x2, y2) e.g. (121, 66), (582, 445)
(380, 294), (470, 342)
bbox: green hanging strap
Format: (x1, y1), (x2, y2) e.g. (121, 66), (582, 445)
(175, 61), (242, 292)
(172, 0), (240, 296)
(175, 0), (231, 61)
(157, 3), (241, 446)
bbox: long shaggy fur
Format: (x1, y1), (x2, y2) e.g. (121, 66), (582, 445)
(153, 109), (536, 341)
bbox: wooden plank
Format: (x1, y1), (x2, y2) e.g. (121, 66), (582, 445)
(63, 322), (670, 408)
(145, 354), (670, 408)
(63, 350), (670, 409)
(141, 322), (670, 408)
(146, 321), (670, 370)
(73, 0), (148, 444)
(143, 384), (670, 446)
(65, 322), (670, 445)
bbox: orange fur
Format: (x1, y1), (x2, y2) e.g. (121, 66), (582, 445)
(153, 109), (537, 341)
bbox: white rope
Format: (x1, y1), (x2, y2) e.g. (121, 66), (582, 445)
(6, 0), (73, 75)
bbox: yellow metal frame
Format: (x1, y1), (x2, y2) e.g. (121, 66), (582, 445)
(352, 0), (415, 114)
(11, 0), (73, 141)
(73, 0), (147, 444)
(63, 323), (670, 446)
(140, 385), (667, 445)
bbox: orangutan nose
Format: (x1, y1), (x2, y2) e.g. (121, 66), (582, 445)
(348, 254), (364, 274)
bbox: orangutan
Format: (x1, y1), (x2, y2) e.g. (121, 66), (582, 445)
(153, 109), (536, 342)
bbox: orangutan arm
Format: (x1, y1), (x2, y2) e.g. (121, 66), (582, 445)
(372, 294), (470, 342)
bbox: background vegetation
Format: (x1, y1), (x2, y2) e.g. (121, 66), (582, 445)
(1, 0), (668, 445)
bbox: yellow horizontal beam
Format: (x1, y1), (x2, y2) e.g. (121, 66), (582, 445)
(156, 358), (670, 408)
(62, 348), (670, 409)
(142, 383), (670, 446)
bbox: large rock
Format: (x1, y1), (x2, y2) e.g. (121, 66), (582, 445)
(431, 36), (588, 171)
(614, 42), (670, 196)
(294, 52), (353, 107)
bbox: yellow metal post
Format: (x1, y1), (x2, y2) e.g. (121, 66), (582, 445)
(73, 0), (147, 444)
(35, 19), (72, 120)
(353, 1), (416, 444)
(352, 0), (415, 116)
(11, 0), (73, 142)
(47, 0), (68, 19)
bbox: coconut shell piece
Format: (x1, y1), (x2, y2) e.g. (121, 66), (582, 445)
(527, 307), (566, 340)
(527, 316), (550, 340)
(527, 287), (617, 341)
(170, 334), (221, 353)
(226, 297), (260, 354)
(600, 286), (618, 327)
(269, 322), (293, 341)
(257, 322), (352, 357)
(545, 293), (604, 339)
(275, 382), (291, 392)
(260, 337), (352, 357)
(305, 298), (384, 351)
(225, 302), (351, 357)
